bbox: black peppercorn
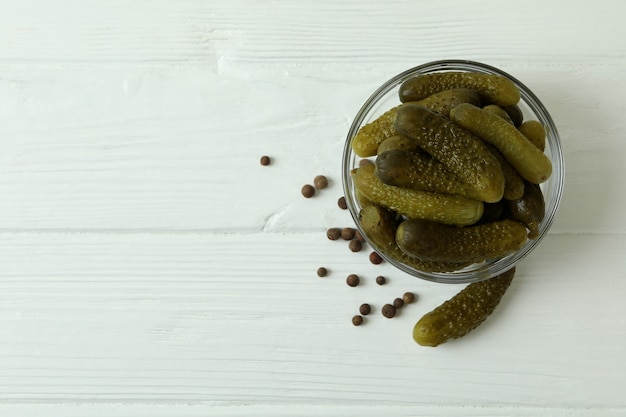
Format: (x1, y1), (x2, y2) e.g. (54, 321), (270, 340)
(313, 175), (328, 190)
(348, 239), (362, 252)
(341, 227), (355, 240)
(326, 228), (341, 241)
(382, 304), (396, 318)
(301, 184), (315, 198)
(359, 303), (371, 315)
(346, 274), (360, 287)
(369, 251), (383, 265)
(403, 292), (416, 304)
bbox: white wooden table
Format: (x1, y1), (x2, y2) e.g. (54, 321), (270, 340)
(1, 1), (625, 416)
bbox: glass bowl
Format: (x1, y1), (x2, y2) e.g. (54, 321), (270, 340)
(342, 60), (564, 284)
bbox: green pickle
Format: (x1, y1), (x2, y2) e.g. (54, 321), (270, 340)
(351, 105), (399, 157)
(377, 134), (421, 155)
(351, 88), (481, 157)
(358, 205), (468, 273)
(483, 104), (514, 125)
(518, 120), (546, 152)
(399, 72), (520, 107)
(395, 103), (505, 203)
(485, 144), (525, 201)
(413, 267), (516, 347)
(450, 103), (552, 184)
(352, 163), (484, 226)
(395, 219), (528, 263)
(506, 182), (545, 239)
(502, 104), (524, 127)
(375, 149), (487, 201)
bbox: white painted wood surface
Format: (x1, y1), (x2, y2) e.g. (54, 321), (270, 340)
(1, 1), (625, 415)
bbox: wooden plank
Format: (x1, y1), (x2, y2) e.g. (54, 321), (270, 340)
(0, 65), (624, 233)
(0, 0), (624, 69)
(1, 231), (624, 407)
(0, 403), (624, 417)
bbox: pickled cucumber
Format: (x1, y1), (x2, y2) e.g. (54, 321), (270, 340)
(486, 144), (525, 201)
(507, 182), (545, 239)
(518, 120), (546, 152)
(502, 104), (524, 127)
(483, 104), (514, 125)
(377, 134), (421, 155)
(399, 72), (520, 107)
(450, 103), (552, 184)
(395, 103), (505, 203)
(351, 89), (482, 157)
(413, 267), (516, 347)
(351, 105), (399, 157)
(375, 149), (487, 201)
(416, 87), (481, 115)
(396, 219), (527, 263)
(359, 205), (469, 273)
(352, 163), (484, 226)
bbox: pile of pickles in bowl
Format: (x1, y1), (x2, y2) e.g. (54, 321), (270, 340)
(342, 60), (564, 285)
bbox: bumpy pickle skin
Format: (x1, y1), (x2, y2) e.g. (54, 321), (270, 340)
(375, 149), (486, 201)
(485, 144), (525, 201)
(450, 103), (552, 184)
(377, 134), (422, 155)
(358, 205), (469, 273)
(399, 72), (521, 107)
(483, 104), (514, 125)
(518, 120), (546, 152)
(412, 267), (516, 347)
(395, 219), (528, 263)
(351, 164), (483, 226)
(416, 88), (482, 115)
(351, 89), (482, 157)
(506, 182), (545, 239)
(394, 103), (505, 203)
(351, 105), (400, 157)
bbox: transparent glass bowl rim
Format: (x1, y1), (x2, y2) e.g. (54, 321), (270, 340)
(341, 59), (565, 284)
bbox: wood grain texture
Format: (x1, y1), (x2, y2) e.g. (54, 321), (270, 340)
(1, 0), (625, 415)
(1, 232), (625, 409)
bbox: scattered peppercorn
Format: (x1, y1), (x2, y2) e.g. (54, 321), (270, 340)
(359, 303), (371, 315)
(382, 303), (396, 318)
(359, 159), (373, 167)
(301, 184), (315, 198)
(369, 251), (383, 265)
(346, 274), (360, 287)
(313, 175), (328, 190)
(376, 275), (386, 285)
(348, 239), (362, 252)
(393, 297), (404, 309)
(341, 227), (355, 240)
(316, 267), (328, 277)
(326, 228), (341, 241)
(352, 315), (363, 326)
(403, 292), (416, 304)
(337, 196), (347, 210)
(260, 155), (271, 166)
(354, 230), (365, 242)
